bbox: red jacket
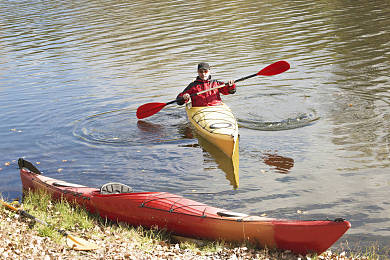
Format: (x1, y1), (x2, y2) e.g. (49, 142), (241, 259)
(176, 76), (236, 107)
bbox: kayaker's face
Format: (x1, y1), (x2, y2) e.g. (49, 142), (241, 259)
(198, 69), (210, 80)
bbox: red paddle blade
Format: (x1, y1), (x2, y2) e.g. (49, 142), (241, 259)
(257, 60), (290, 76)
(136, 102), (166, 119)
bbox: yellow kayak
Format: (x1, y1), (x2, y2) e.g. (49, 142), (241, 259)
(186, 103), (239, 186)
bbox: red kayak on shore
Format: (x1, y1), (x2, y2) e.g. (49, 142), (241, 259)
(18, 158), (350, 255)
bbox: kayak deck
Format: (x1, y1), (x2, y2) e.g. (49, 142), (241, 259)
(186, 103), (238, 158)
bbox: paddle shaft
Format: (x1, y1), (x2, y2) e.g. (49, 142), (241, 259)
(235, 73), (258, 83)
(0, 199), (97, 250)
(1, 200), (48, 225)
(176, 73), (257, 103)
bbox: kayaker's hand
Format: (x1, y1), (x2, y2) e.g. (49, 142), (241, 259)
(227, 80), (236, 94)
(183, 93), (190, 102)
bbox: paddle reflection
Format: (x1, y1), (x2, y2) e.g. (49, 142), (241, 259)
(136, 120), (164, 134)
(177, 124), (194, 139)
(262, 153), (294, 174)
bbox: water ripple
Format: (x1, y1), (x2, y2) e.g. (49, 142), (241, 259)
(1, 0), (390, 252)
(72, 108), (188, 147)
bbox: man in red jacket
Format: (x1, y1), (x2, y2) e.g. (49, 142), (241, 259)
(176, 62), (236, 107)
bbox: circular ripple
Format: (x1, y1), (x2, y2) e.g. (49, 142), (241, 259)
(238, 110), (319, 131)
(72, 107), (188, 146)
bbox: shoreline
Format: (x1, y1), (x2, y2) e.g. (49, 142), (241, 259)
(1, 194), (381, 260)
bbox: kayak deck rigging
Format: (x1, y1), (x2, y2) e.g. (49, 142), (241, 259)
(190, 106), (238, 137)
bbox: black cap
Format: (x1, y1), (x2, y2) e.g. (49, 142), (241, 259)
(197, 62), (210, 70)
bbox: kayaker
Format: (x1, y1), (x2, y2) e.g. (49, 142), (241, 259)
(176, 62), (236, 107)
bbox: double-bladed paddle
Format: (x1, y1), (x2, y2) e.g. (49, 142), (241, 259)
(0, 199), (99, 251)
(136, 60), (290, 119)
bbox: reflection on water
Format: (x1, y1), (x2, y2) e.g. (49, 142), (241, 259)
(1, 0), (390, 253)
(73, 108), (186, 146)
(177, 124), (194, 140)
(262, 153), (294, 174)
(196, 134), (239, 190)
(137, 120), (164, 134)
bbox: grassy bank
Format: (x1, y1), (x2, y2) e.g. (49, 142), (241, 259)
(0, 190), (384, 259)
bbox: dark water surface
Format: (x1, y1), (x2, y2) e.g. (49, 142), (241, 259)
(1, 0), (390, 253)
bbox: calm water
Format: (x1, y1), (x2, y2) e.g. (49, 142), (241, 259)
(1, 0), (389, 253)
